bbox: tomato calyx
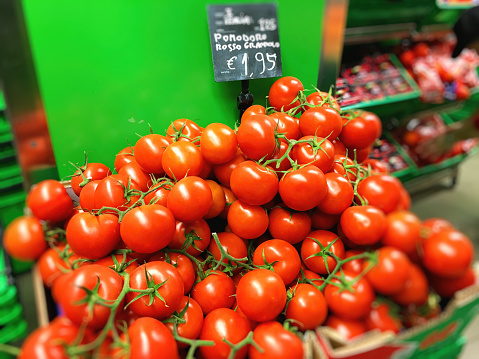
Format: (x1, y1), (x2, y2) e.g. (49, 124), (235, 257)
(44, 225), (67, 243)
(67, 152), (92, 188)
(74, 277), (116, 309)
(167, 121), (201, 144)
(125, 267), (169, 308)
(104, 253), (138, 275)
(304, 237), (340, 275)
(209, 233), (255, 274)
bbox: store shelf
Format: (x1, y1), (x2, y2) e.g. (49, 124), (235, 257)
(436, 0), (478, 10)
(0, 92), (5, 112)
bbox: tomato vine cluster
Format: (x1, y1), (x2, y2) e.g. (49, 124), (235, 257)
(2, 76), (476, 359)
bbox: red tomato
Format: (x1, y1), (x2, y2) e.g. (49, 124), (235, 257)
(268, 206), (311, 244)
(227, 200), (268, 239)
(429, 267), (476, 298)
(279, 165), (327, 211)
(94, 174), (140, 211)
(219, 186), (238, 219)
(37, 245), (69, 287)
(168, 219), (211, 256)
(95, 253), (139, 277)
(291, 135), (335, 173)
(366, 302), (402, 334)
(209, 232), (248, 271)
(253, 239), (301, 285)
(414, 42), (430, 57)
(249, 321), (304, 359)
(301, 230), (345, 275)
(340, 114), (380, 150)
(230, 161), (278, 206)
(150, 252), (195, 294)
(421, 230), (473, 278)
(305, 91), (341, 112)
(325, 316), (367, 340)
(114, 146), (136, 173)
(237, 269), (286, 322)
(242, 105), (266, 120)
(422, 218), (454, 236)
(144, 180), (171, 206)
(399, 49), (415, 67)
(118, 161), (154, 192)
(342, 249), (365, 274)
(79, 179), (100, 210)
(199, 308), (251, 359)
(324, 270), (375, 320)
(382, 211), (421, 256)
(237, 115), (276, 160)
(3, 216), (47, 261)
(27, 180), (73, 223)
(268, 76), (304, 112)
(311, 208), (340, 230)
(191, 270), (236, 314)
(162, 141), (204, 179)
(269, 112), (301, 140)
(71, 162), (111, 196)
(397, 186), (411, 211)
(340, 205), (386, 246)
(348, 146), (371, 163)
(120, 205), (176, 253)
(166, 119), (202, 142)
(299, 106), (342, 139)
(331, 155), (358, 181)
(165, 296), (204, 347)
(391, 264), (428, 306)
(285, 283), (328, 330)
(362, 158), (389, 174)
(204, 180), (226, 219)
(366, 247), (411, 295)
(200, 123), (238, 164)
(332, 138), (346, 156)
(362, 111), (382, 138)
(134, 134), (171, 174)
(269, 139), (292, 173)
(213, 150), (246, 187)
(66, 212), (121, 259)
(59, 265), (123, 330)
(127, 317), (179, 359)
(167, 176), (212, 222)
(317, 173), (354, 215)
(357, 175), (402, 214)
(291, 268), (324, 288)
(127, 261), (184, 318)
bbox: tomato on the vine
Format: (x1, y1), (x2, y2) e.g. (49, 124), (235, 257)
(316, 172), (354, 215)
(79, 179), (101, 210)
(311, 208), (340, 230)
(366, 301), (403, 334)
(269, 112), (301, 140)
(325, 316), (367, 340)
(249, 321), (304, 359)
(191, 270), (236, 315)
(227, 200), (269, 239)
(242, 105), (266, 119)
(71, 162), (111, 196)
(285, 283), (328, 330)
(268, 76), (303, 112)
(291, 135), (335, 174)
(340, 205), (386, 246)
(204, 180), (226, 219)
(3, 216), (47, 261)
(162, 141), (204, 179)
(166, 119), (202, 142)
(114, 146), (136, 173)
(37, 245), (69, 288)
(208, 232), (248, 271)
(391, 264), (428, 306)
(357, 175), (403, 214)
(165, 296), (204, 347)
(299, 106), (342, 140)
(237, 114), (277, 160)
(94, 174), (140, 211)
(213, 149), (246, 187)
(339, 113), (381, 150)
(268, 206), (311, 244)
(118, 161), (154, 192)
(134, 134), (172, 174)
(301, 230), (345, 275)
(382, 210), (422, 256)
(200, 123), (238, 164)
(168, 219), (211, 256)
(27, 180), (73, 223)
(167, 176), (212, 222)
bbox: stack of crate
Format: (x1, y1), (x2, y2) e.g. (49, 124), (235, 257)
(0, 91), (29, 347)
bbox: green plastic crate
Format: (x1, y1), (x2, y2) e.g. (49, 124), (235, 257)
(0, 162), (21, 182)
(0, 319), (27, 345)
(0, 93), (5, 113)
(0, 117), (10, 135)
(0, 304), (23, 326)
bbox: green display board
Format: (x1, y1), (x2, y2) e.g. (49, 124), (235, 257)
(21, 0), (325, 178)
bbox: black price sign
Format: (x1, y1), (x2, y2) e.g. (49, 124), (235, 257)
(207, 3), (283, 82)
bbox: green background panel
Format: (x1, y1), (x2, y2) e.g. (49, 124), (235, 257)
(22, 0), (325, 178)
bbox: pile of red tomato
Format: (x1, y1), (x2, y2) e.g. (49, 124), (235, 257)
(3, 76), (476, 359)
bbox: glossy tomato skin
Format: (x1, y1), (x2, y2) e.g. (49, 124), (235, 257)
(219, 186), (238, 219)
(114, 146), (135, 172)
(79, 179), (101, 210)
(339, 114), (380, 150)
(342, 249), (365, 274)
(325, 316), (368, 340)
(429, 267), (476, 298)
(165, 296), (204, 347)
(422, 218), (454, 236)
(209, 232), (247, 269)
(227, 200), (268, 239)
(118, 161), (153, 192)
(421, 230), (473, 278)
(311, 208), (340, 230)
(279, 165), (327, 211)
(127, 261), (184, 318)
(3, 216), (47, 261)
(204, 180), (226, 219)
(366, 302), (403, 334)
(37, 245), (69, 288)
(268, 76), (304, 112)
(305, 91), (341, 112)
(268, 206), (311, 244)
(71, 162), (111, 196)
(317, 173), (354, 215)
(391, 264), (428, 306)
(301, 230), (345, 275)
(162, 141), (204, 179)
(285, 283), (328, 330)
(242, 105), (266, 119)
(168, 219), (211, 256)
(59, 265), (123, 330)
(270, 139), (292, 174)
(324, 270), (375, 320)
(144, 181), (171, 206)
(249, 321), (304, 359)
(230, 161), (279, 206)
(237, 115), (276, 160)
(332, 155), (358, 181)
(269, 112), (301, 140)
(291, 135), (335, 174)
(134, 134), (171, 174)
(237, 269), (286, 322)
(150, 252), (195, 294)
(94, 174), (140, 211)
(95, 253), (139, 278)
(27, 180), (73, 222)
(167, 176), (212, 222)
(382, 211), (422, 256)
(191, 270), (236, 315)
(340, 205), (386, 246)
(253, 239), (301, 285)
(200, 123), (238, 164)
(362, 158), (389, 174)
(299, 106), (342, 139)
(199, 308), (251, 359)
(128, 317), (179, 359)
(120, 205), (175, 253)
(213, 150), (246, 187)
(357, 175), (402, 214)
(167, 119), (203, 142)
(366, 247), (411, 295)
(66, 212), (121, 259)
